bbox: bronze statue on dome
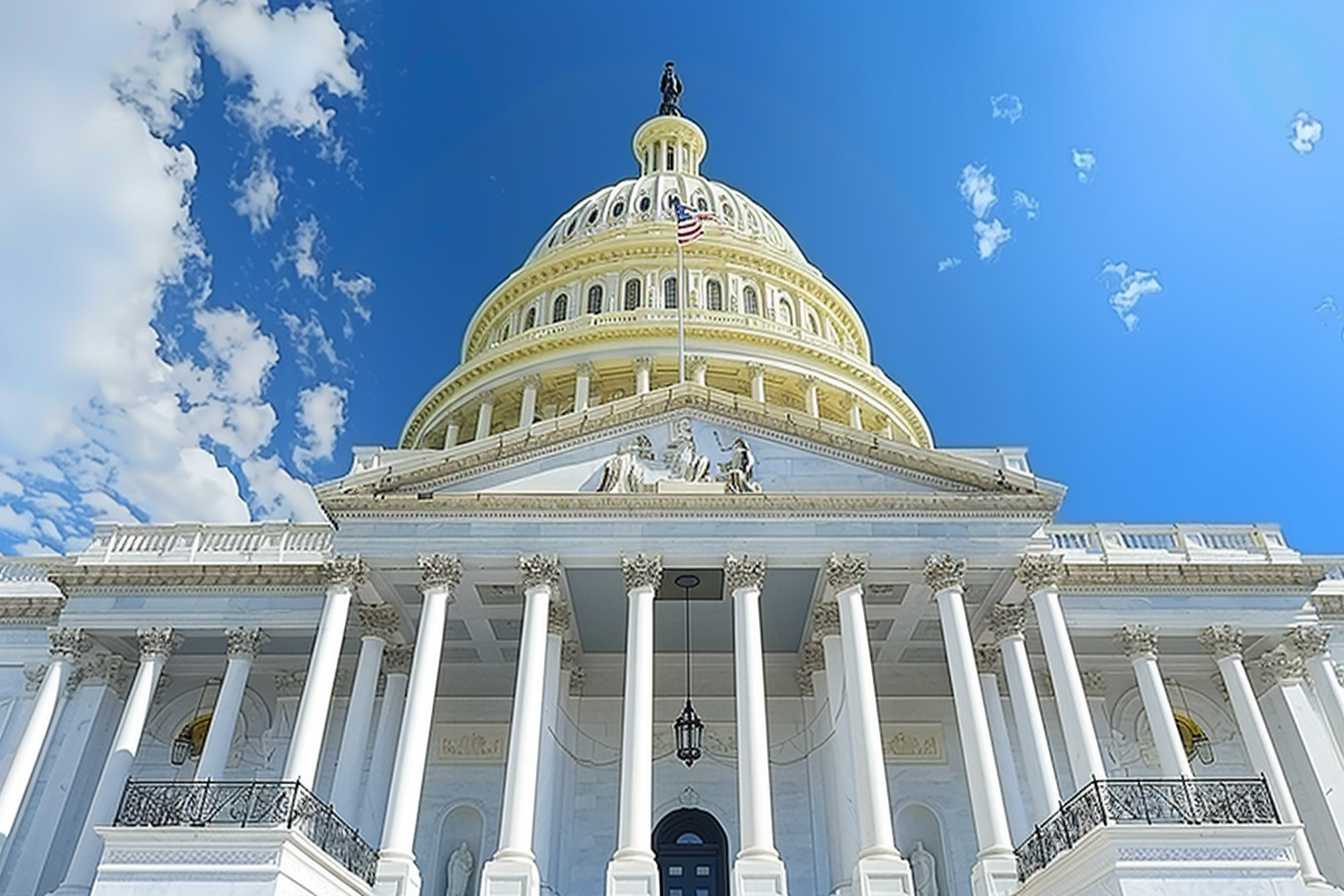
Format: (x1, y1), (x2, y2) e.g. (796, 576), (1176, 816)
(659, 61), (683, 117)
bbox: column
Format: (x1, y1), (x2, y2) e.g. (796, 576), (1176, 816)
(360, 644), (412, 843)
(377, 554), (461, 896)
(812, 606), (860, 896)
(481, 555), (561, 896)
(847, 396), (862, 430)
(519, 374), (541, 428)
(535, 599), (571, 887)
(634, 356), (652, 395)
(988, 603), (1061, 822)
(1115, 625), (1191, 778)
(0, 628), (87, 840)
(879, 419), (895, 440)
(331, 604), (398, 820)
(1017, 553), (1106, 788)
(1200, 625), (1324, 885)
(823, 554), (915, 895)
(282, 555), (365, 790)
(747, 362), (766, 403)
(803, 376), (820, 418)
(195, 627), (264, 782)
(1289, 625), (1344, 752)
(725, 555), (790, 893)
(606, 554), (662, 896)
(51, 628), (177, 896)
(574, 362), (593, 412)
(925, 555), (1016, 895)
(475, 390), (495, 440)
(688, 356), (708, 387)
(975, 645), (1030, 843)
(444, 420), (460, 448)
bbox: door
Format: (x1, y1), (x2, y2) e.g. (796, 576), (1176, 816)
(653, 808), (729, 896)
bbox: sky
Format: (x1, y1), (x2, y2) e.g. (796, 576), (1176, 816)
(2, 2), (1342, 556)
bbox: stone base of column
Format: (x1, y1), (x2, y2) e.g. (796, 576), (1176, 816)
(374, 849), (423, 896)
(851, 851), (915, 896)
(732, 851), (789, 896)
(969, 851), (1018, 896)
(480, 852), (541, 896)
(605, 851), (660, 896)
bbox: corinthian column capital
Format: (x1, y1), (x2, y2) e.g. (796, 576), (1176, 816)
(1199, 624), (1244, 660)
(137, 627), (180, 660)
(548, 599), (572, 636)
(225, 626), (266, 659)
(987, 603), (1026, 641)
(974, 644), (1001, 675)
(812, 601), (841, 637)
(384, 644), (414, 675)
(519, 554), (562, 591)
(1288, 624), (1330, 657)
(923, 553), (965, 593)
(418, 553), (461, 592)
(1014, 553), (1064, 593)
(621, 553), (662, 592)
(356, 604), (401, 640)
(1259, 647), (1307, 683)
(724, 554), (766, 592)
(824, 553), (867, 591)
(1116, 624), (1159, 660)
(48, 627), (89, 662)
(323, 555), (369, 589)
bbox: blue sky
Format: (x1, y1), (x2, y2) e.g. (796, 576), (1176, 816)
(3, 2), (1342, 555)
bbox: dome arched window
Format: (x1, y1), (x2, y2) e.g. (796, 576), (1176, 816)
(705, 280), (723, 311)
(806, 312), (819, 335)
(587, 284), (603, 315)
(666, 147), (675, 171)
(523, 307), (537, 331)
(587, 209), (598, 225)
(743, 285), (759, 315)
(566, 217), (578, 236)
(552, 294), (568, 323)
(663, 277), (678, 309)
(500, 322), (511, 341)
(624, 279), (642, 310)
(611, 201), (625, 218)
(696, 197), (708, 212)
(778, 298), (794, 327)
(638, 196), (651, 213)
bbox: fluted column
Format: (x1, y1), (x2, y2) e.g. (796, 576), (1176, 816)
(331, 604), (399, 819)
(1201, 625), (1323, 884)
(725, 555), (790, 893)
(574, 362), (594, 411)
(634, 356), (652, 394)
(0, 628), (87, 840)
(1017, 553), (1106, 788)
(824, 554), (915, 896)
(812, 605), (860, 896)
(847, 396), (862, 429)
(988, 602), (1060, 823)
(535, 599), (572, 887)
(925, 555), (1015, 895)
(195, 627), (265, 781)
(282, 555), (365, 790)
(606, 554), (662, 896)
(688, 356), (708, 387)
(747, 362), (766, 403)
(1116, 625), (1191, 778)
(444, 420), (460, 448)
(519, 374), (542, 428)
(803, 376), (820, 418)
(52, 628), (178, 896)
(975, 645), (1029, 843)
(475, 390), (495, 440)
(360, 644), (412, 843)
(1289, 625), (1344, 752)
(481, 555), (561, 896)
(377, 555), (461, 896)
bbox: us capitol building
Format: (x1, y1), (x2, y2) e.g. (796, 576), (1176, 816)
(3, 71), (1344, 896)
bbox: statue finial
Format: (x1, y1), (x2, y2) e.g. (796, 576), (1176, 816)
(659, 61), (683, 117)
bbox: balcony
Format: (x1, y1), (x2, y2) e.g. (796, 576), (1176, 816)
(1046, 523), (1299, 565)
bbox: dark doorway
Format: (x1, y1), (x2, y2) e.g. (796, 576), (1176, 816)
(653, 808), (730, 896)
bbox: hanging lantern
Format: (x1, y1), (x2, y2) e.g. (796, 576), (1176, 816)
(1190, 728), (1215, 765)
(675, 698), (704, 767)
(170, 728), (193, 766)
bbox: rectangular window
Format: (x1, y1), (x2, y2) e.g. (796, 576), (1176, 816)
(670, 867), (683, 877)
(696, 867), (710, 877)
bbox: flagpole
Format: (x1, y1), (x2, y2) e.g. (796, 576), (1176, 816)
(677, 240), (686, 383)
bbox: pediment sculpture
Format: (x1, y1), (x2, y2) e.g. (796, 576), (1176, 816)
(595, 418), (762, 494)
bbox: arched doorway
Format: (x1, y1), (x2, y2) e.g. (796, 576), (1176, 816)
(653, 809), (729, 896)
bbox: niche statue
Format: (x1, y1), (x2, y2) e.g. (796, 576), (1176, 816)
(910, 841), (938, 896)
(446, 841), (475, 896)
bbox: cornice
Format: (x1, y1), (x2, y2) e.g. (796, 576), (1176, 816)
(49, 563), (329, 593)
(0, 596), (65, 626)
(1059, 563), (1326, 592)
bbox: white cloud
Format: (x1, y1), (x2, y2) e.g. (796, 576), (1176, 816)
(990, 94), (1023, 124)
(0, 472), (20, 496)
(243, 454), (326, 521)
(81, 490), (140, 524)
(958, 164), (998, 219)
(284, 214), (324, 285)
(11, 539), (58, 557)
(1012, 190), (1039, 220)
(1289, 111), (1323, 154)
(936, 257), (962, 273)
(292, 383), (347, 475)
(973, 219), (1012, 261)
(0, 505), (37, 537)
(1101, 261), (1163, 332)
(332, 271), (374, 324)
(1072, 148), (1097, 183)
(280, 309), (341, 375)
(231, 151), (280, 232)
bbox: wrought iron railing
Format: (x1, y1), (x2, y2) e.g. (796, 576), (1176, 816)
(1014, 777), (1278, 882)
(113, 779), (379, 886)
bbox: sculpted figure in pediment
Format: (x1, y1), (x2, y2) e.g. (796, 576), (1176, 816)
(717, 436), (761, 494)
(665, 417), (711, 482)
(597, 434), (655, 492)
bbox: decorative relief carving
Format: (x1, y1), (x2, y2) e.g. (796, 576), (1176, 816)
(1081, 669), (1107, 698)
(621, 553), (663, 592)
(1014, 553), (1065, 593)
(79, 652), (128, 696)
(519, 553), (561, 591)
(987, 603), (1026, 641)
(322, 555), (369, 589)
(1116, 624), (1159, 659)
(567, 666), (586, 696)
(923, 553), (965, 593)
(811, 602), (841, 637)
(419, 554), (462, 592)
(274, 670), (306, 697)
(880, 723), (946, 763)
(225, 627), (266, 659)
(1258, 647), (1306, 683)
(1313, 594), (1344, 620)
(798, 641), (824, 694)
(547, 599), (572, 637)
(384, 644), (414, 675)
(1287, 624), (1329, 657)
(137, 627), (179, 659)
(724, 554), (766, 592)
(356, 604), (400, 640)
(560, 639), (583, 671)
(24, 663), (47, 692)
(824, 553), (867, 591)
(974, 644), (1000, 675)
(1200, 625), (1244, 660)
(433, 723), (509, 762)
(48, 627), (89, 662)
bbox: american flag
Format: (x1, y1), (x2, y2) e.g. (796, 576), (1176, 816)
(671, 196), (714, 245)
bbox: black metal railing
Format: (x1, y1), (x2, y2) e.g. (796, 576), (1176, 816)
(1014, 777), (1278, 882)
(113, 779), (379, 886)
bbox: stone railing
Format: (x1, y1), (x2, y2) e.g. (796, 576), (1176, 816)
(76, 522), (333, 566)
(1046, 524), (1298, 564)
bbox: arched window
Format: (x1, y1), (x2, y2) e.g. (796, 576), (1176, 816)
(552, 294), (568, 322)
(611, 201), (625, 218)
(500, 322), (511, 341)
(696, 197), (709, 212)
(566, 217), (578, 236)
(778, 298), (794, 327)
(624, 279), (642, 310)
(666, 147), (675, 171)
(743, 285), (759, 315)
(806, 312), (819, 335)
(587, 284), (603, 315)
(587, 208), (598, 225)
(638, 196), (651, 212)
(663, 277), (678, 309)
(705, 280), (723, 311)
(523, 307), (537, 331)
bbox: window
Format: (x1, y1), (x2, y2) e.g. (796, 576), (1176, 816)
(552, 294), (568, 322)
(624, 278), (642, 310)
(523, 307), (536, 330)
(743, 285), (759, 315)
(500, 322), (510, 341)
(638, 195), (651, 212)
(587, 209), (598, 225)
(806, 312), (819, 335)
(612, 201), (625, 218)
(676, 833), (704, 845)
(664, 277), (678, 309)
(566, 217), (577, 236)
(705, 280), (722, 311)
(695, 197), (708, 212)
(778, 298), (794, 327)
(666, 147), (675, 170)
(587, 284), (603, 315)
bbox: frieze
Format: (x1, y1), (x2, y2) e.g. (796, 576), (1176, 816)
(433, 723), (510, 762)
(1061, 562), (1325, 591)
(48, 564), (329, 592)
(0, 596), (65, 626)
(881, 723), (946, 763)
